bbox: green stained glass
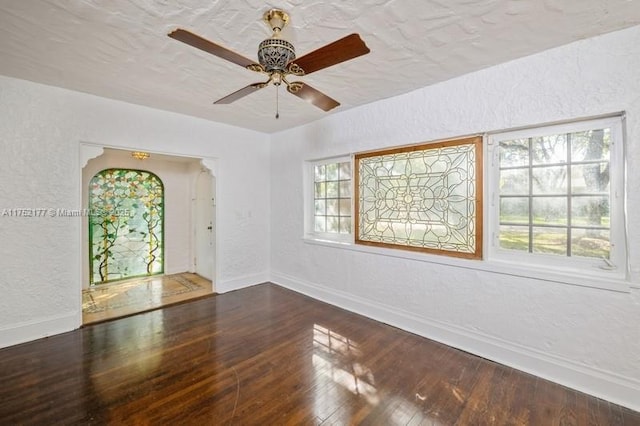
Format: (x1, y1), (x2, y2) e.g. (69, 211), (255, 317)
(89, 169), (164, 284)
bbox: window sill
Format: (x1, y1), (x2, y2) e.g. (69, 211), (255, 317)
(302, 237), (630, 293)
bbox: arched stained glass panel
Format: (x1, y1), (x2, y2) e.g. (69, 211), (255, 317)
(89, 169), (164, 284)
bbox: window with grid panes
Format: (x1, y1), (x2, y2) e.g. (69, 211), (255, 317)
(488, 116), (626, 274)
(314, 160), (352, 235)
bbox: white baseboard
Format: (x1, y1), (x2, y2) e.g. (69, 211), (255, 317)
(216, 272), (270, 293)
(0, 312), (79, 349)
(271, 271), (640, 412)
(0, 271), (270, 349)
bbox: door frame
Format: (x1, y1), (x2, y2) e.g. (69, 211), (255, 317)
(192, 166), (217, 286)
(79, 143), (219, 326)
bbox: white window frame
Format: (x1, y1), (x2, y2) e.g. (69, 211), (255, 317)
(486, 115), (627, 280)
(304, 156), (353, 244)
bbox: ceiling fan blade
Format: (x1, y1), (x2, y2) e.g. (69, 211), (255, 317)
(287, 83), (340, 111)
(214, 83), (267, 104)
(168, 28), (258, 69)
(290, 33), (370, 75)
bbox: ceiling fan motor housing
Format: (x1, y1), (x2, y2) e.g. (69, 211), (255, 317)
(258, 38), (296, 73)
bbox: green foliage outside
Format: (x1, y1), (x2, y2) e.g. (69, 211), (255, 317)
(500, 227), (610, 258)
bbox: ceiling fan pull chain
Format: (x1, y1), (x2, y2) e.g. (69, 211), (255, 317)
(275, 85), (280, 119)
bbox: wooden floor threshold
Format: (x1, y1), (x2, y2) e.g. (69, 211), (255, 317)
(82, 272), (214, 325)
(82, 292), (217, 326)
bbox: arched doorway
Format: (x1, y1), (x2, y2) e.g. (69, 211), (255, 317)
(80, 148), (216, 324)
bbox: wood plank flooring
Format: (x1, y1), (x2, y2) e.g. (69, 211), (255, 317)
(1, 283), (638, 425)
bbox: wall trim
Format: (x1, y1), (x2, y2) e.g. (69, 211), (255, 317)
(0, 312), (79, 349)
(271, 271), (640, 412)
(217, 272), (270, 294)
(302, 238), (629, 293)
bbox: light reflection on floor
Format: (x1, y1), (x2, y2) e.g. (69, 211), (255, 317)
(88, 311), (166, 408)
(312, 324), (378, 410)
(311, 323), (461, 424)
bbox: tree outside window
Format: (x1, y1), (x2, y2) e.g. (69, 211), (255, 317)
(498, 128), (611, 259)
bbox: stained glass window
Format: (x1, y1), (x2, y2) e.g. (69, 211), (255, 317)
(355, 137), (482, 258)
(89, 169), (164, 284)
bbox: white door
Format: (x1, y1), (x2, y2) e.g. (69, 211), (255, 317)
(195, 170), (215, 281)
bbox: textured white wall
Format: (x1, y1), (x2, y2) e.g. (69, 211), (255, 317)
(270, 25), (640, 410)
(0, 77), (271, 347)
(1, 21), (639, 411)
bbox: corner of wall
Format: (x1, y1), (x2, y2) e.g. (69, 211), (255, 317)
(216, 272), (271, 294)
(0, 312), (80, 349)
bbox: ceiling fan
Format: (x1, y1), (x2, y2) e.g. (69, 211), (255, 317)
(168, 8), (370, 116)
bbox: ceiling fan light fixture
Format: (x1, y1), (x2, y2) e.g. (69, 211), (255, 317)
(258, 9), (296, 73)
(131, 151), (150, 160)
(257, 38), (295, 72)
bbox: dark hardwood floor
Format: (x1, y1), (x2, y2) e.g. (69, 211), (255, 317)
(0, 283), (638, 425)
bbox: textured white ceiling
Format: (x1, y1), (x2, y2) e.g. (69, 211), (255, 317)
(0, 1), (639, 133)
